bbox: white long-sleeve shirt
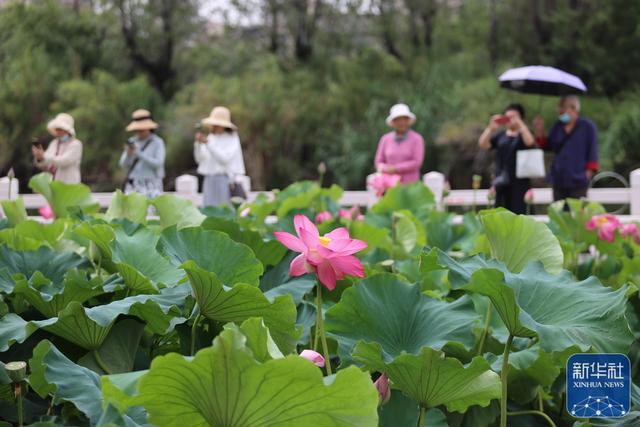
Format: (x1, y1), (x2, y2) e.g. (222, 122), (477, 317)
(194, 132), (246, 178)
(36, 137), (83, 184)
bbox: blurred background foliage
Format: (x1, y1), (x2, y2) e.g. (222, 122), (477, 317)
(0, 0), (639, 191)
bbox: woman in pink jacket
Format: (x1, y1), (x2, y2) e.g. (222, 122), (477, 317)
(374, 103), (425, 184)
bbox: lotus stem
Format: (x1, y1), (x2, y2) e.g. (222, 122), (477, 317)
(316, 285), (332, 375)
(507, 410), (556, 427)
(417, 406), (426, 427)
(538, 389), (544, 411)
(476, 305), (492, 356)
(313, 301), (320, 351)
(500, 334), (514, 427)
(190, 312), (202, 356)
(15, 383), (23, 427)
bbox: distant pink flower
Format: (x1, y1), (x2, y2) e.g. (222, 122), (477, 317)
(338, 209), (351, 219)
(356, 214), (365, 221)
(598, 222), (617, 242)
(620, 223), (640, 245)
(339, 205), (362, 221)
(239, 207), (251, 217)
(374, 373), (391, 405)
(369, 173), (401, 197)
(274, 214), (368, 290)
(315, 211), (332, 224)
(38, 205), (54, 220)
(299, 349), (325, 367)
(524, 188), (534, 204)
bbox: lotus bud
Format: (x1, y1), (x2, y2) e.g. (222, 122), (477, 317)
(472, 174), (482, 190)
(299, 349), (325, 367)
(4, 361), (27, 383)
(487, 186), (496, 202)
(374, 373), (391, 405)
(524, 189), (534, 205)
(317, 162), (327, 175)
(315, 211), (332, 225)
(7, 168), (15, 180)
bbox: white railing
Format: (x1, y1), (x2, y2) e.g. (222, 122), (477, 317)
(2, 169), (640, 221)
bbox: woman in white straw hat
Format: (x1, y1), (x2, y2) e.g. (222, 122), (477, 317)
(194, 106), (246, 206)
(119, 109), (165, 199)
(32, 113), (83, 184)
(374, 103), (425, 184)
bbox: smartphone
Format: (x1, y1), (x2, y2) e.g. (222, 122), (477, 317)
(493, 116), (511, 125)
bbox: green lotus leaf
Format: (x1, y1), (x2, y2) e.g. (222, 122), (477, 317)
(104, 190), (148, 224)
(325, 274), (480, 364)
(28, 173), (99, 218)
(5, 219), (69, 249)
(0, 286), (190, 351)
(182, 261), (299, 353)
(112, 228), (184, 292)
(275, 181), (342, 218)
(28, 340), (146, 425)
(73, 221), (115, 260)
(232, 318), (284, 362)
(360, 345), (500, 413)
(433, 249), (503, 289)
(150, 194), (205, 229)
(83, 318), (146, 375)
(464, 262), (633, 353)
(379, 393), (449, 427)
(392, 210), (426, 257)
(371, 182), (435, 221)
(0, 244), (87, 293)
(159, 226), (263, 286)
(201, 217), (287, 267)
(134, 327), (378, 427)
(479, 208), (564, 274)
(13, 269), (106, 318)
(0, 198), (27, 226)
(260, 252), (316, 305)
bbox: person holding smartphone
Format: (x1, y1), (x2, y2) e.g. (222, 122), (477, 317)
(478, 103), (536, 214)
(119, 109), (165, 199)
(194, 106), (246, 207)
(32, 113), (83, 184)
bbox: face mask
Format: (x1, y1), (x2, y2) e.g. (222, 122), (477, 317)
(558, 112), (571, 124)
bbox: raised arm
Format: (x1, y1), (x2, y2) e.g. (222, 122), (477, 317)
(43, 140), (82, 168)
(136, 138), (165, 169)
(478, 115), (502, 150)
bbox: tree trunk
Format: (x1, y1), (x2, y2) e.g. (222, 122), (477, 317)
(290, 0), (322, 61)
(488, 0), (498, 70)
(267, 0), (280, 53)
(376, 0), (403, 60)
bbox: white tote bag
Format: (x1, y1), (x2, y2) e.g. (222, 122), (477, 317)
(516, 149), (546, 179)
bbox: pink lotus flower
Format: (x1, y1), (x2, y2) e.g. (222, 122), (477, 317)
(38, 205), (54, 220)
(299, 349), (325, 367)
(315, 211), (332, 224)
(524, 188), (534, 204)
(339, 205), (362, 221)
(369, 173), (401, 197)
(274, 214), (368, 290)
(338, 209), (351, 220)
(586, 214), (621, 242)
(374, 373), (391, 405)
(239, 207), (251, 217)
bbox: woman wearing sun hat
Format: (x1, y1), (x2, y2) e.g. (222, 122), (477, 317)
(194, 106), (246, 206)
(374, 103), (425, 184)
(119, 109), (165, 199)
(32, 113), (83, 184)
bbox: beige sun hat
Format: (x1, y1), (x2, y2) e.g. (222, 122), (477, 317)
(47, 113), (76, 136)
(125, 109), (159, 132)
(201, 106), (237, 130)
(385, 103), (416, 127)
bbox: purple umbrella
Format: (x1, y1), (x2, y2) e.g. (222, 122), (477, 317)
(499, 66), (587, 96)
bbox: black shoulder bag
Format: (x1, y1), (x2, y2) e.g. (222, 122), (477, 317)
(122, 138), (154, 191)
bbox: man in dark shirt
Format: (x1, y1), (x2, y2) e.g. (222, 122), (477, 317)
(534, 96), (599, 201)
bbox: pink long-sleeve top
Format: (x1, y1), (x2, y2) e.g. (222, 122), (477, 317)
(374, 130), (425, 183)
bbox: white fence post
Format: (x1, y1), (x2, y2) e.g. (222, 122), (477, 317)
(0, 177), (19, 200)
(630, 169), (640, 215)
(175, 174), (198, 196)
(423, 171), (445, 210)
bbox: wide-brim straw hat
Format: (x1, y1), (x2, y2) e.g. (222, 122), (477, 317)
(385, 103), (416, 127)
(126, 109), (159, 132)
(202, 106), (237, 130)
(47, 113), (75, 136)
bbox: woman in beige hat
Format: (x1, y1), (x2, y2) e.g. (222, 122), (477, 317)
(32, 113), (83, 184)
(119, 109), (165, 199)
(194, 106), (246, 206)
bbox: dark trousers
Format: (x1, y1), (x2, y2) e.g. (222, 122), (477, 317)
(495, 179), (530, 215)
(552, 186), (588, 202)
